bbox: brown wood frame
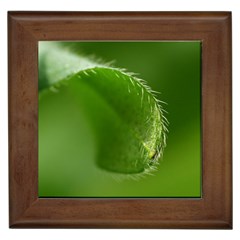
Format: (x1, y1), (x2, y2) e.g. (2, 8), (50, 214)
(8, 12), (232, 229)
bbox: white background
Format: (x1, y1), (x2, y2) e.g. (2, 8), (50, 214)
(0, 0), (239, 239)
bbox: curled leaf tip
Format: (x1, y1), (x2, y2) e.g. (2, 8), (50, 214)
(39, 42), (167, 176)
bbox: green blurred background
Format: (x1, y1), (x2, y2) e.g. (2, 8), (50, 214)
(39, 41), (201, 197)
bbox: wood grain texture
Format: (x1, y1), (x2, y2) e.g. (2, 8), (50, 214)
(8, 12), (232, 229)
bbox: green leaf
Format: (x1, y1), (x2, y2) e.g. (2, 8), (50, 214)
(39, 42), (167, 175)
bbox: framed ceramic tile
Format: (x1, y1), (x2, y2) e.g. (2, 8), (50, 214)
(8, 12), (232, 228)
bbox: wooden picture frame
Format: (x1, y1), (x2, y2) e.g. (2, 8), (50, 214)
(8, 11), (232, 229)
